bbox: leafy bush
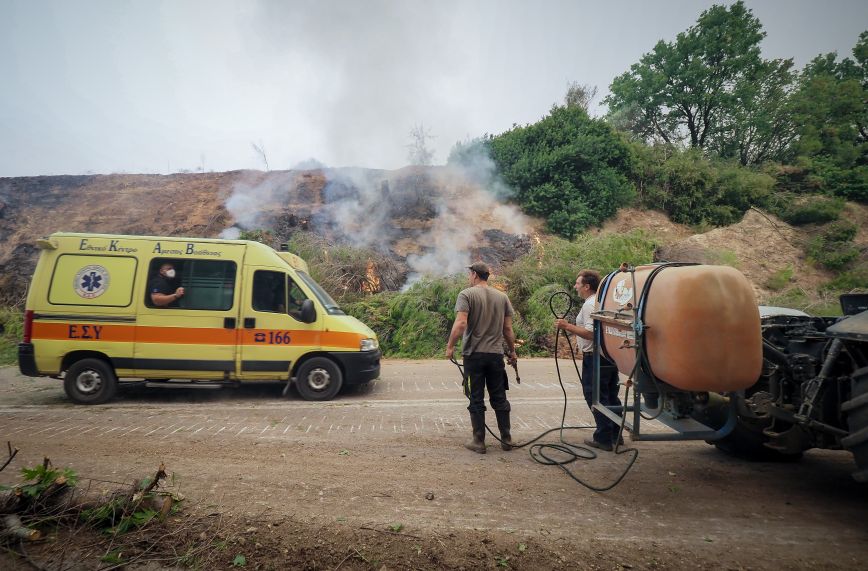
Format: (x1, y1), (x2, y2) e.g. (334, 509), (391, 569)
(636, 149), (775, 226)
(502, 230), (659, 301)
(343, 276), (466, 358)
(773, 194), (845, 225)
(486, 105), (635, 238)
(512, 284), (573, 355)
(807, 221), (860, 270)
(715, 164), (776, 214)
(765, 265), (794, 291)
(0, 307), (23, 365)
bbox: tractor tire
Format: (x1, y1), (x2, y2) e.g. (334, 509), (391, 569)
(842, 366), (868, 483)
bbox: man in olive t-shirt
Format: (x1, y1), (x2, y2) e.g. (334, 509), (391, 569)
(446, 262), (518, 454)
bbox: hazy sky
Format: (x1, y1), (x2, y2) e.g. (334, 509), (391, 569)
(1, 0), (866, 177)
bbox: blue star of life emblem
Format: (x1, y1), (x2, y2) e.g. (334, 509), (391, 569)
(74, 265), (110, 299)
(82, 272), (102, 291)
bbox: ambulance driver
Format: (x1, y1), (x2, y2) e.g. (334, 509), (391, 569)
(149, 263), (185, 307)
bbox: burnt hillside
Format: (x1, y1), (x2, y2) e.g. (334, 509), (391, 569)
(0, 167), (532, 306)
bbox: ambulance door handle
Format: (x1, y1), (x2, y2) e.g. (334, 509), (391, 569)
(223, 317), (236, 329)
(244, 318), (256, 329)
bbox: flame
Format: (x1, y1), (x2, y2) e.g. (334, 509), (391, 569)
(532, 231), (544, 269)
(363, 259), (381, 293)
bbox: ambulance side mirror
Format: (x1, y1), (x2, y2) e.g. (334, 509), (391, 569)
(300, 299), (317, 323)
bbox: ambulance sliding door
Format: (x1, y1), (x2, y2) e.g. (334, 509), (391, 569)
(132, 254), (242, 379)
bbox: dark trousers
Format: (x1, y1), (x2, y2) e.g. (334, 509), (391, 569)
(463, 353), (511, 414)
(581, 353), (622, 444)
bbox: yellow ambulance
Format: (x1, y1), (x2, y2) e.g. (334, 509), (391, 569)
(18, 233), (381, 404)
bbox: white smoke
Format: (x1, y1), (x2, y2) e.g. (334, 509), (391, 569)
(220, 226), (241, 240)
(220, 171), (302, 238)
(317, 167), (392, 250)
(220, 157), (529, 286)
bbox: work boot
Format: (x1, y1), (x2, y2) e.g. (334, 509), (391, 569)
(495, 410), (513, 451)
(584, 437), (613, 452)
(464, 412), (486, 454)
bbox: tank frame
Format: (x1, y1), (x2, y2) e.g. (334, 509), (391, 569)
(589, 306), (740, 441)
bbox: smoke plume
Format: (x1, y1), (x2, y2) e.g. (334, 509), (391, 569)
(220, 158), (529, 287)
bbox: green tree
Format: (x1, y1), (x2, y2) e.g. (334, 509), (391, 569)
(606, 2), (795, 165)
(709, 58), (799, 165)
(790, 31), (867, 201)
(486, 105), (634, 238)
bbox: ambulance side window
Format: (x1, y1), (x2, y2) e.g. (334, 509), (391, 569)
(252, 271), (286, 313)
(146, 259), (236, 310)
(287, 276), (310, 321)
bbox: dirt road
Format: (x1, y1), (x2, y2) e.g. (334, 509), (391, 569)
(1, 359), (866, 569)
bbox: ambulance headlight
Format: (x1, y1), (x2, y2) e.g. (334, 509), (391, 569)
(360, 338), (379, 352)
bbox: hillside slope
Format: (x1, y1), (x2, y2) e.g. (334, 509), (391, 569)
(2, 170), (864, 309)
(0, 167), (532, 305)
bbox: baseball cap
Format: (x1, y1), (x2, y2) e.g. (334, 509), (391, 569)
(468, 262), (490, 278)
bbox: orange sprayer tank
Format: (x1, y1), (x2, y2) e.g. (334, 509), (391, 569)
(597, 264), (762, 393)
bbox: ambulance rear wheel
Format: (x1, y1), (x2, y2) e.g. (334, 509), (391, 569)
(64, 358), (118, 405)
(295, 358), (343, 401)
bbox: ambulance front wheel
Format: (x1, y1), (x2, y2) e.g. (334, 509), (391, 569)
(295, 358), (343, 401)
(64, 358), (118, 405)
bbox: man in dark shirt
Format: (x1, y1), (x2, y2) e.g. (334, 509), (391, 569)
(149, 263), (185, 307)
(446, 262), (518, 454)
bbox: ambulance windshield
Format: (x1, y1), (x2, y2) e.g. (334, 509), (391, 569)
(296, 271), (345, 315)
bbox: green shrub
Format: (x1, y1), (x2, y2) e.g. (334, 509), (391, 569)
(344, 276), (466, 358)
(807, 221), (860, 270)
(634, 149), (775, 227)
(821, 220), (858, 243)
(715, 164), (776, 214)
(512, 284), (568, 355)
(502, 230), (659, 302)
(809, 242), (860, 271)
(823, 265), (868, 292)
(342, 294), (396, 349)
(776, 195), (845, 225)
(710, 249), (740, 268)
(487, 105), (635, 238)
(765, 265), (794, 291)
(797, 156), (868, 203)
(0, 308), (23, 366)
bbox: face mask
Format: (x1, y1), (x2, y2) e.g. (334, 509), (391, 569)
(165, 269), (176, 279)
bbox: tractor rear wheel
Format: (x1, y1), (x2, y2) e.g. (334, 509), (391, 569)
(842, 366), (868, 483)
